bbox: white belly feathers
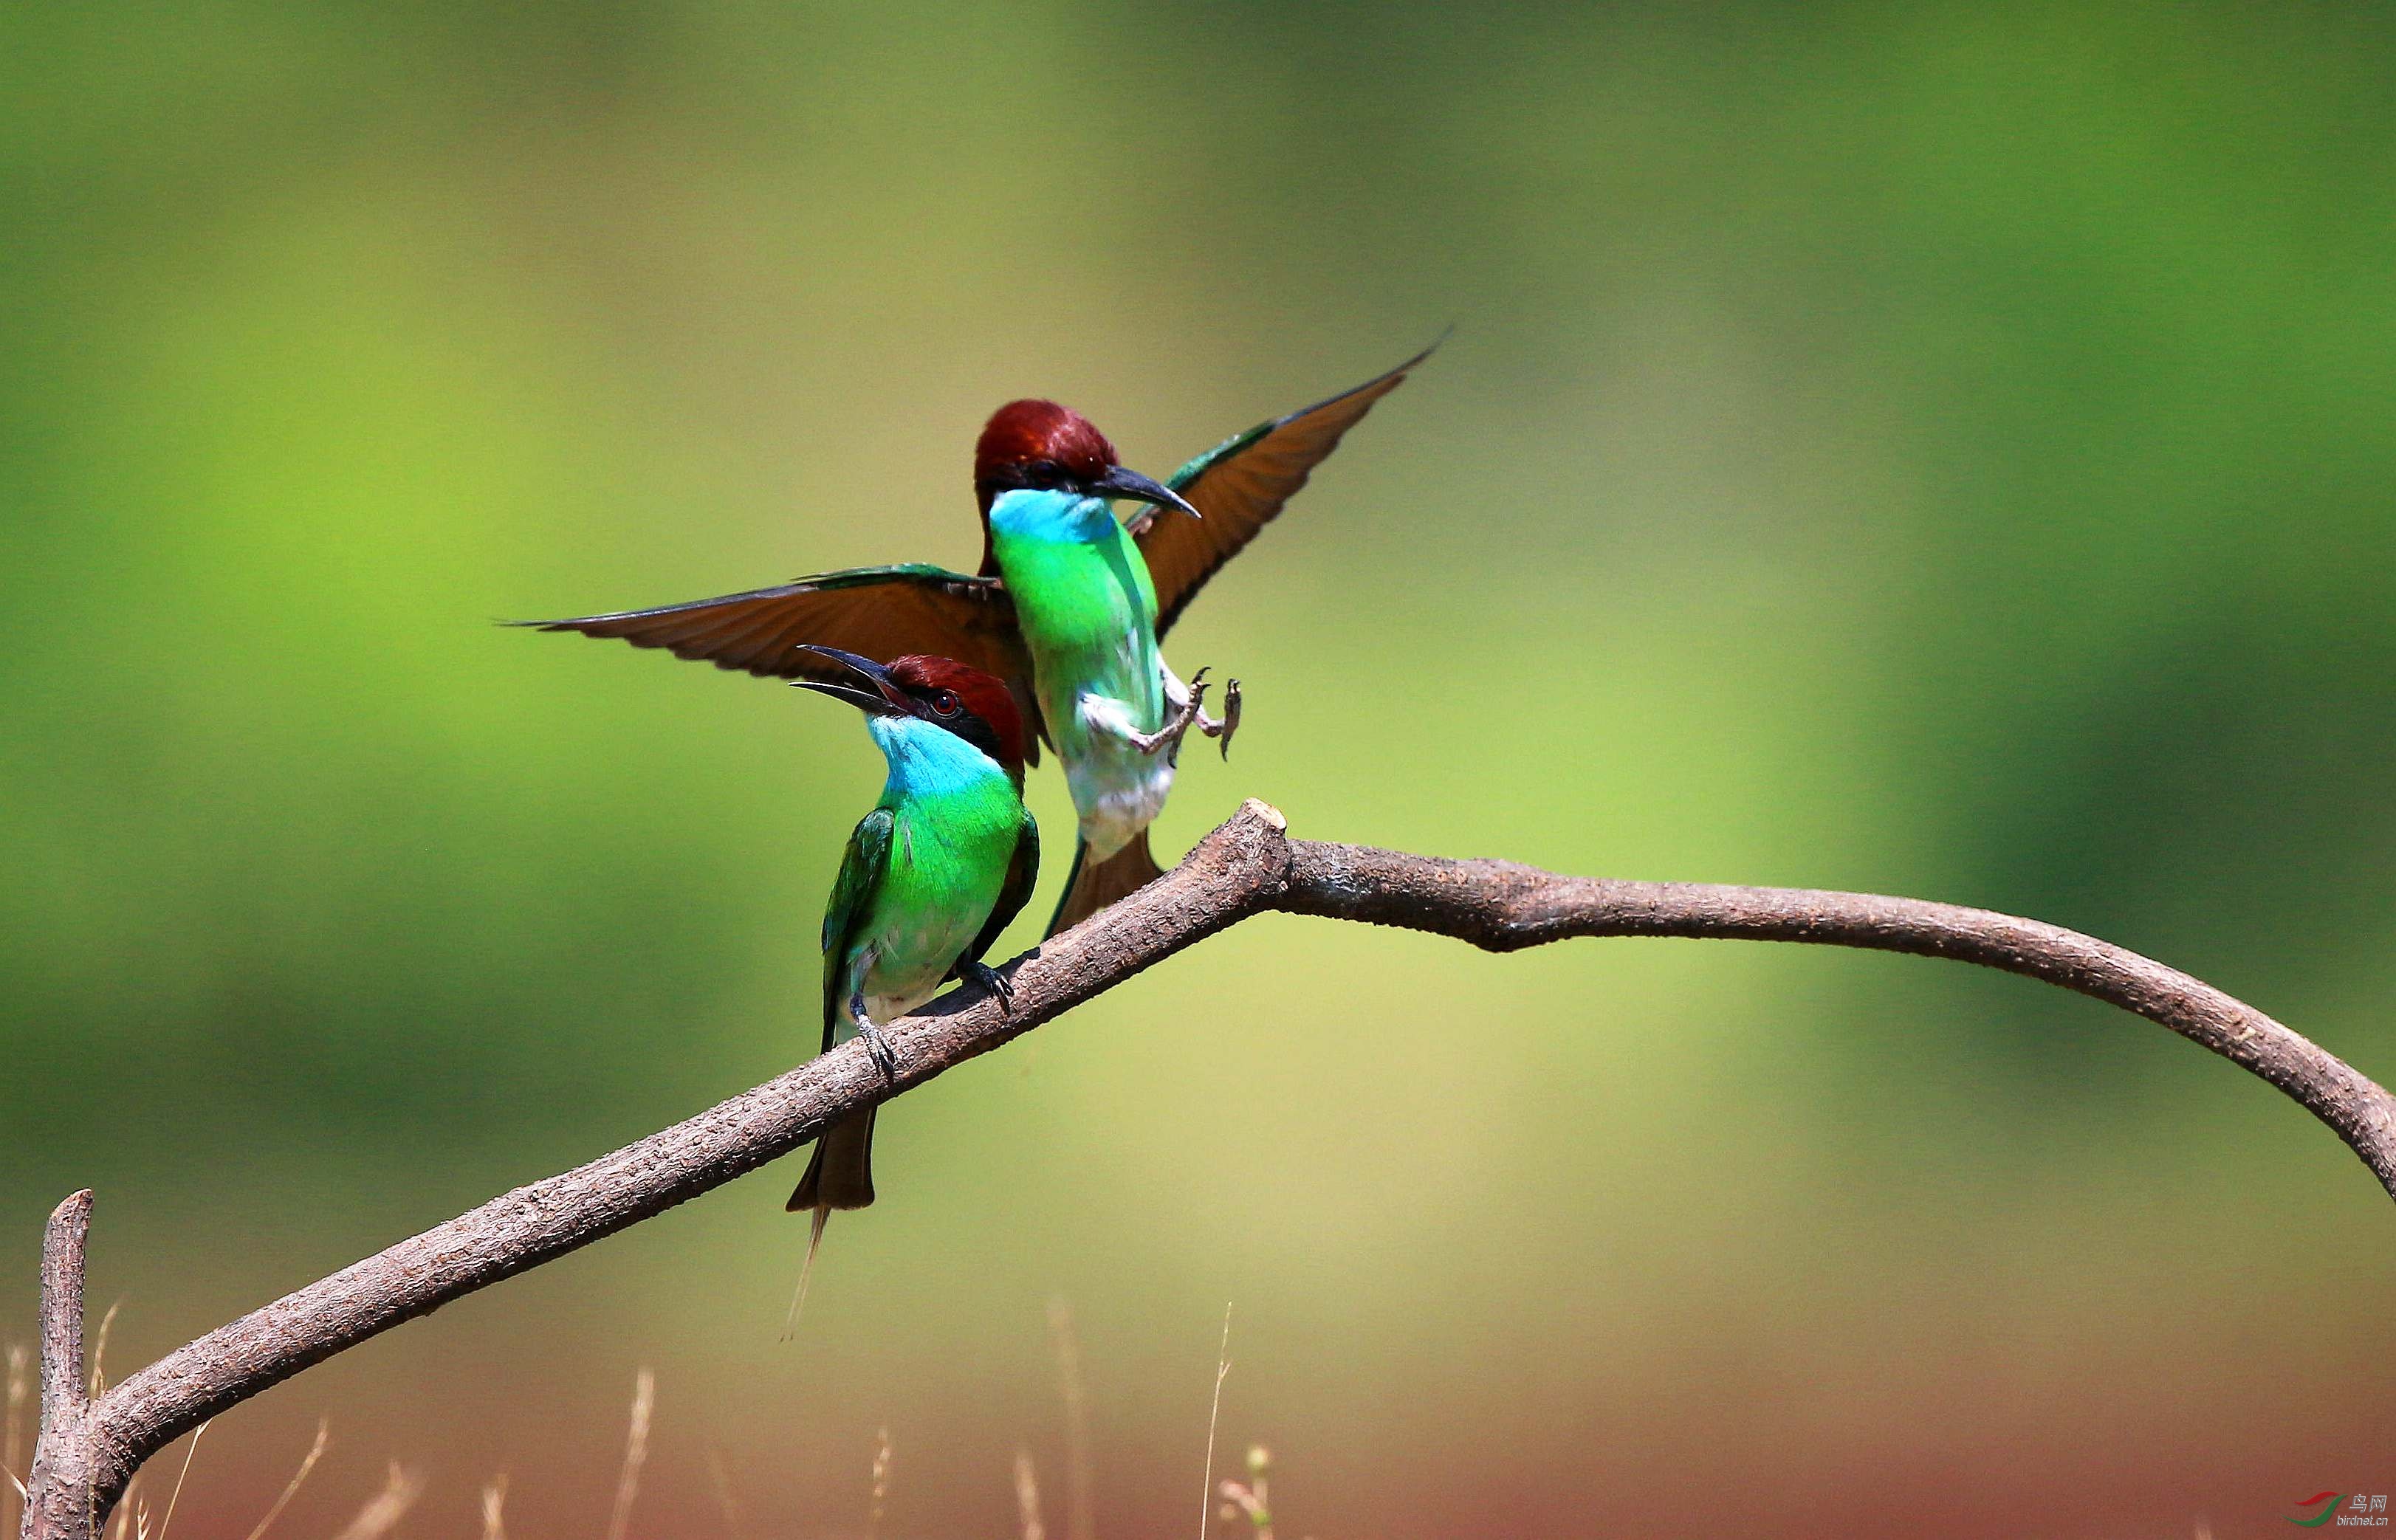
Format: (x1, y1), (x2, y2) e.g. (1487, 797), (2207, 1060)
(1069, 692), (1176, 860)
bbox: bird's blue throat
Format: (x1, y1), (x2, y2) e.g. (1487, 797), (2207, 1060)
(867, 714), (1008, 800)
(986, 487), (1119, 545)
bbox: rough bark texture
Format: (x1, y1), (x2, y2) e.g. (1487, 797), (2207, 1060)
(21, 1194), (95, 1540)
(19, 802), (2394, 1539)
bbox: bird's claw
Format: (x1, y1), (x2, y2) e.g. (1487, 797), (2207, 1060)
(1198, 677), (1240, 760)
(857, 1016), (899, 1082)
(965, 960), (1015, 1014)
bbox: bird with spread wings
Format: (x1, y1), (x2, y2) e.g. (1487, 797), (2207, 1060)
(519, 343), (1433, 932)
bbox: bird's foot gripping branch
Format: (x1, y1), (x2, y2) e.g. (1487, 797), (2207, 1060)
(16, 800), (2395, 1540)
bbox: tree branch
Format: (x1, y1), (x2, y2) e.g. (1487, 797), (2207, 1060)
(1274, 839), (2396, 1196)
(19, 801), (2394, 1539)
(21, 1194), (92, 1540)
(33, 1195), (87, 1437)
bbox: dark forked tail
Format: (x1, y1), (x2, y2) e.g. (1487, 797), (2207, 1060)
(789, 1107), (877, 1213)
(782, 1107), (876, 1336)
(1046, 829), (1164, 937)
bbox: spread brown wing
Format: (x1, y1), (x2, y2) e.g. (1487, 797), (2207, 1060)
(1130, 341), (1436, 636)
(511, 563), (1030, 688)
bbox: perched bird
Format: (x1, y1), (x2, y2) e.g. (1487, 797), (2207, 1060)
(521, 344), (1432, 931)
(784, 647), (1039, 1290)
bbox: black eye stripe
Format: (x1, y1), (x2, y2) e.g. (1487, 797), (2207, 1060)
(981, 459), (1088, 498)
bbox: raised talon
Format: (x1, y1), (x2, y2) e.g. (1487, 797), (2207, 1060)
(1201, 677), (1241, 760)
(965, 960), (1015, 1014)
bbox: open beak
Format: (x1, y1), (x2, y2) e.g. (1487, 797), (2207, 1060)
(1092, 464), (1200, 519)
(791, 644), (909, 715)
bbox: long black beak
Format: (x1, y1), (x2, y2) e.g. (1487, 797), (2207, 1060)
(1092, 464), (1201, 519)
(791, 644), (908, 715)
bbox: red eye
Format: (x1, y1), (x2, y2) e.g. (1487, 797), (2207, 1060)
(932, 690), (961, 718)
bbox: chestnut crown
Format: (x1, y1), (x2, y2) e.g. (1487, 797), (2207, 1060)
(884, 653), (1029, 773)
(973, 399), (1118, 514)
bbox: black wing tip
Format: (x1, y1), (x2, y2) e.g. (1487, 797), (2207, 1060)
(495, 586), (804, 632)
(1368, 328), (1447, 388)
(1269, 331), (1448, 431)
(494, 566), (999, 636)
(1392, 326), (1452, 377)
(498, 613), (654, 635)
(1374, 327), (1451, 385)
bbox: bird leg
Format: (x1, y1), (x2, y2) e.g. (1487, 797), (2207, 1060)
(1125, 667), (1209, 757)
(962, 960), (1015, 1014)
(1195, 677), (1240, 759)
(851, 986), (898, 1081)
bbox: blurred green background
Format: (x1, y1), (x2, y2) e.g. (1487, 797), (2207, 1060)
(5, 3), (2393, 1536)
